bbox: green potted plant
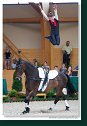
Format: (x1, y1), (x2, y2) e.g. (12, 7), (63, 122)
(12, 71), (22, 92)
(9, 89), (18, 101)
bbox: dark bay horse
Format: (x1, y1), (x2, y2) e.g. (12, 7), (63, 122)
(15, 59), (70, 114)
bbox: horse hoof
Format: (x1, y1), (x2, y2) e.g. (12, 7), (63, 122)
(22, 107), (30, 114)
(22, 110), (28, 114)
(26, 107), (30, 112)
(65, 106), (69, 111)
(48, 108), (52, 111)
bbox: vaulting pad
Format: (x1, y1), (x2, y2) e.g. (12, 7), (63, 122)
(38, 67), (45, 79)
(48, 70), (58, 79)
(38, 67), (58, 79)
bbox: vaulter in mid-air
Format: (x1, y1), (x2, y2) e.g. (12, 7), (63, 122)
(38, 4), (60, 45)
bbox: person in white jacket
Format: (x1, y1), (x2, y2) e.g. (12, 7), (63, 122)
(38, 4), (60, 45)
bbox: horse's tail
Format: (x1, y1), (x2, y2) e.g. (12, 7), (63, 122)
(66, 74), (76, 94)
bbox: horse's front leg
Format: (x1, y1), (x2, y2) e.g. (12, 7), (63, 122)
(23, 89), (37, 114)
(22, 88), (31, 114)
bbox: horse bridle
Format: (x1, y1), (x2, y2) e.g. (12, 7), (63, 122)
(16, 63), (25, 80)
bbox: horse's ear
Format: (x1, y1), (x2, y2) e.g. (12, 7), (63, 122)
(19, 58), (21, 64)
(19, 58), (21, 63)
(20, 58), (23, 64)
(16, 58), (21, 65)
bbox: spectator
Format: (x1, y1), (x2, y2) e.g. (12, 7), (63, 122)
(60, 64), (77, 95)
(34, 60), (38, 68)
(72, 65), (78, 76)
(60, 64), (67, 74)
(54, 65), (59, 72)
(62, 41), (72, 68)
(42, 61), (50, 74)
(4, 48), (12, 70)
(42, 61), (50, 85)
(11, 59), (17, 70)
(74, 65), (78, 70)
(67, 66), (72, 76)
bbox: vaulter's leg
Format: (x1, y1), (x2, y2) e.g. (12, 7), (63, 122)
(55, 35), (60, 45)
(38, 80), (44, 91)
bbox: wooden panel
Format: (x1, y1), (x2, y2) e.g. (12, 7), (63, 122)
(70, 48), (78, 69)
(3, 48), (42, 64)
(59, 17), (78, 22)
(3, 18), (41, 23)
(3, 70), (14, 91)
(50, 47), (63, 69)
(41, 20), (51, 65)
(3, 17), (78, 23)
(20, 49), (42, 64)
(50, 47), (78, 69)
(3, 34), (29, 61)
(3, 47), (78, 69)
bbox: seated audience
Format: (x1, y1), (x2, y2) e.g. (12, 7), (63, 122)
(74, 65), (78, 70)
(67, 66), (72, 76)
(34, 60), (38, 68)
(71, 65), (78, 76)
(54, 65), (59, 72)
(33, 59), (38, 68)
(60, 64), (77, 95)
(42, 61), (50, 73)
(60, 64), (67, 74)
(11, 59), (17, 69)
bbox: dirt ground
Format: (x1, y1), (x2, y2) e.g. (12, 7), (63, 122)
(3, 100), (80, 120)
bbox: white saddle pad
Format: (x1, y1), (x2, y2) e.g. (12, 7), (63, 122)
(48, 70), (58, 79)
(38, 67), (58, 80)
(38, 67), (45, 79)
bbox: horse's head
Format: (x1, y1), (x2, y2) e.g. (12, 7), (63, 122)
(15, 58), (25, 80)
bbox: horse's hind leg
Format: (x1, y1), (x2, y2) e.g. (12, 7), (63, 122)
(62, 88), (70, 111)
(49, 88), (61, 111)
(49, 95), (62, 111)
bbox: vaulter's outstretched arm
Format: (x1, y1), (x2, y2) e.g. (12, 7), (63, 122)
(53, 4), (59, 20)
(38, 4), (49, 21)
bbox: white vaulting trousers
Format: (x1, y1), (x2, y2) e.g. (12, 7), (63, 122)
(41, 82), (48, 92)
(38, 80), (44, 91)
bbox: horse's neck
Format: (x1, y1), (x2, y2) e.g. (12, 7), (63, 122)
(25, 63), (37, 77)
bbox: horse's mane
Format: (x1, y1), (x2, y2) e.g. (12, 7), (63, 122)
(22, 59), (36, 69)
